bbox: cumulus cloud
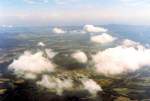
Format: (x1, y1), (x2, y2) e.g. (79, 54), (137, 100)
(122, 39), (141, 47)
(37, 75), (102, 96)
(1, 25), (13, 28)
(37, 75), (73, 95)
(91, 33), (116, 44)
(81, 79), (102, 95)
(52, 27), (65, 34)
(37, 42), (46, 47)
(45, 48), (57, 59)
(92, 40), (150, 75)
(83, 25), (108, 33)
(8, 51), (55, 79)
(71, 51), (88, 63)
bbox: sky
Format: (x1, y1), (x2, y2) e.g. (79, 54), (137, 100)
(1, 0), (150, 26)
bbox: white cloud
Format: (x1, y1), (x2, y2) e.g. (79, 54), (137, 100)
(91, 33), (116, 44)
(122, 39), (145, 50)
(24, 73), (37, 79)
(8, 51), (55, 79)
(37, 42), (46, 47)
(122, 39), (142, 48)
(81, 79), (102, 95)
(83, 25), (108, 33)
(92, 41), (150, 75)
(37, 75), (102, 96)
(37, 75), (73, 95)
(45, 48), (57, 59)
(71, 51), (88, 63)
(52, 27), (65, 34)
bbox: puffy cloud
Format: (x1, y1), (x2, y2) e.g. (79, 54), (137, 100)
(37, 42), (46, 47)
(81, 79), (102, 95)
(37, 75), (102, 96)
(122, 39), (141, 47)
(52, 27), (65, 34)
(122, 39), (144, 50)
(83, 25), (107, 33)
(91, 33), (116, 44)
(37, 75), (73, 95)
(8, 51), (55, 79)
(24, 73), (37, 79)
(45, 48), (57, 59)
(71, 51), (88, 63)
(92, 41), (150, 75)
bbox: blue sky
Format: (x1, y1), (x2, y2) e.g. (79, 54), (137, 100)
(0, 0), (150, 26)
